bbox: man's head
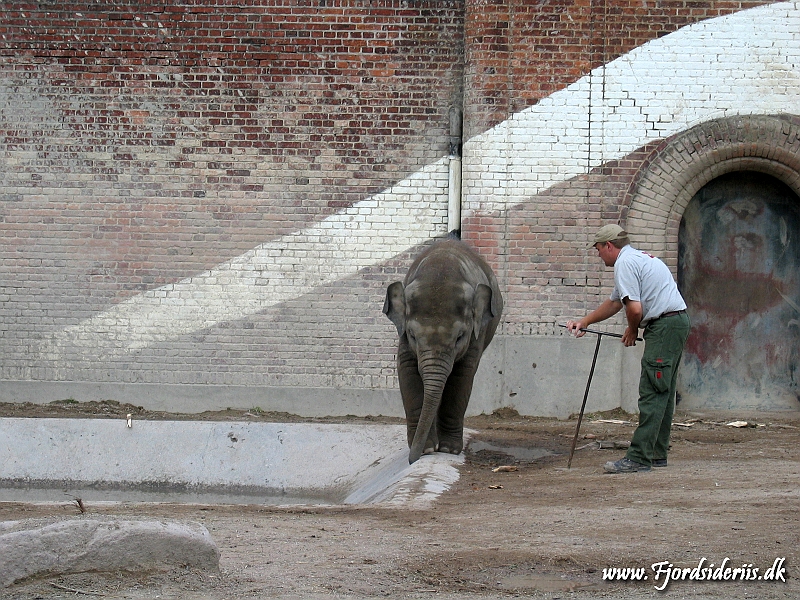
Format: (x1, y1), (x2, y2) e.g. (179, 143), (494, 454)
(593, 224), (629, 246)
(592, 224), (629, 267)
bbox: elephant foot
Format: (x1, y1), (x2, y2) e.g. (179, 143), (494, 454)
(423, 440), (439, 455)
(437, 439), (463, 455)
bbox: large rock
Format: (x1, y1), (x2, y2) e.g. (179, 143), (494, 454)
(0, 518), (219, 587)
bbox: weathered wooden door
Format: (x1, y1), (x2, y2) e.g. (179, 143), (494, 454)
(678, 171), (800, 409)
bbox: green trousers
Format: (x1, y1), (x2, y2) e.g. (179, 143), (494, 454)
(626, 312), (691, 467)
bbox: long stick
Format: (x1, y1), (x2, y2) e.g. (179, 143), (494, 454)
(558, 323), (642, 341)
(568, 333), (602, 469)
(560, 323), (642, 467)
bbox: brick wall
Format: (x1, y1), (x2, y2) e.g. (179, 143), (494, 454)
(461, 0), (789, 333)
(458, 0), (800, 414)
(1, 0), (798, 415)
(0, 1), (462, 397)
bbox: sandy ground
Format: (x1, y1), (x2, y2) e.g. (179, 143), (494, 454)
(1, 400), (799, 599)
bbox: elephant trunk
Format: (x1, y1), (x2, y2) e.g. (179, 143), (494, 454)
(408, 354), (453, 464)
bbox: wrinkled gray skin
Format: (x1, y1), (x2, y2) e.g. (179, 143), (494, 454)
(383, 238), (503, 464)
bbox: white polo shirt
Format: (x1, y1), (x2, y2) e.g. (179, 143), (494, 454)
(610, 245), (687, 325)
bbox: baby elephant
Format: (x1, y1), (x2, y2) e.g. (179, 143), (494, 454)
(383, 237), (503, 463)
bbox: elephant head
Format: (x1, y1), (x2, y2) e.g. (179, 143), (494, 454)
(384, 272), (499, 463)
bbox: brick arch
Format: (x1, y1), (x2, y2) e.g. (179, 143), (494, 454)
(622, 114), (800, 270)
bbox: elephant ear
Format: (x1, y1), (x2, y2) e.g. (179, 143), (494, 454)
(472, 283), (495, 340)
(383, 281), (406, 337)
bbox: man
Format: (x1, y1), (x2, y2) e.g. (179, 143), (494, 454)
(566, 224), (690, 473)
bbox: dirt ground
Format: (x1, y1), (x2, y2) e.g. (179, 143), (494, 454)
(1, 400), (799, 599)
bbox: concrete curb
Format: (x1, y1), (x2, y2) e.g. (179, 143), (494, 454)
(0, 418), (465, 507)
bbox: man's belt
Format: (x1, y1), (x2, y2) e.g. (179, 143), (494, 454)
(652, 309), (686, 321)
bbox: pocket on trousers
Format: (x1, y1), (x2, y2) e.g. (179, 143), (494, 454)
(644, 357), (672, 394)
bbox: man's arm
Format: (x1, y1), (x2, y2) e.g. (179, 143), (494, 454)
(566, 298), (623, 338)
(622, 299), (643, 346)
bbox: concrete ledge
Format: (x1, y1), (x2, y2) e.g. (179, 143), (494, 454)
(0, 418), (465, 507)
(473, 335), (643, 417)
(0, 380), (405, 418)
(0, 336), (644, 418)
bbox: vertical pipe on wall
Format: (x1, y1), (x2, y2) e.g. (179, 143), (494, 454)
(448, 157), (462, 236)
(448, 106), (463, 237)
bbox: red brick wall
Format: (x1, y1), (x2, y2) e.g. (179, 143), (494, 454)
(0, 0), (793, 414)
(463, 0), (772, 138)
(0, 1), (464, 393)
(461, 0), (777, 337)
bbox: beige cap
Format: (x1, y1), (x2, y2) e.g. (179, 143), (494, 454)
(592, 224), (628, 245)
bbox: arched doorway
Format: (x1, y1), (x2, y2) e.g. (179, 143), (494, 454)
(678, 171), (800, 409)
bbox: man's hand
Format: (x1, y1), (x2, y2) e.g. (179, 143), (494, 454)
(565, 320), (587, 338)
(621, 326), (638, 347)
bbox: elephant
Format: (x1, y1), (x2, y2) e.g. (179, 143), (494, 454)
(383, 236), (503, 464)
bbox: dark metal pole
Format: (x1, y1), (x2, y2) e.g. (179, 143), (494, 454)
(559, 323), (642, 468)
(567, 333), (602, 469)
(558, 323), (642, 341)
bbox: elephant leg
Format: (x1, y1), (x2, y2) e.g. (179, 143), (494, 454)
(436, 354), (479, 454)
(397, 345), (437, 453)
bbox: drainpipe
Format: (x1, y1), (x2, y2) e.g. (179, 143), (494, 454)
(448, 106), (463, 238)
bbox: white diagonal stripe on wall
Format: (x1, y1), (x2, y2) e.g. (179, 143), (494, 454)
(41, 2), (800, 360)
(464, 2), (800, 214)
(40, 160), (449, 358)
